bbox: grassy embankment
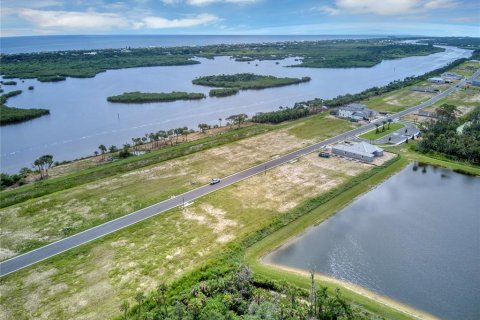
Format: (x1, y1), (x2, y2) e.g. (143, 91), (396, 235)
(106, 91), (206, 103)
(0, 90), (50, 125)
(0, 114), (355, 256)
(193, 73), (311, 94)
(359, 122), (405, 140)
(0, 40), (443, 82)
(245, 156), (416, 320)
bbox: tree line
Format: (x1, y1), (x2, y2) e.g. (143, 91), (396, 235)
(107, 91), (206, 104)
(416, 104), (480, 165)
(118, 266), (360, 320)
(0, 90), (50, 126)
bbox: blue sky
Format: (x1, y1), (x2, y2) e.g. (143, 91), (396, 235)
(1, 0), (479, 37)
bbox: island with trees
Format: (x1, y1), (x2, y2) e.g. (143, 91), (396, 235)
(0, 90), (50, 125)
(193, 73), (310, 93)
(209, 88), (240, 97)
(107, 91), (206, 103)
(0, 39), (444, 82)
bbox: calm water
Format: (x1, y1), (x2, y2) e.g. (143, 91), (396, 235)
(0, 35), (383, 54)
(267, 164), (480, 319)
(0, 45), (471, 173)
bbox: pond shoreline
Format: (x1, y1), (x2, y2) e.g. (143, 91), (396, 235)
(262, 261), (439, 320)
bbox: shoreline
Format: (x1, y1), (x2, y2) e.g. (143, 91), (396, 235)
(262, 261), (439, 320)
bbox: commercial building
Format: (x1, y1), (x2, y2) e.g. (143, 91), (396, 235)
(332, 142), (384, 162)
(338, 103), (377, 121)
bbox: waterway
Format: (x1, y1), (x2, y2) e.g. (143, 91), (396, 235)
(0, 45), (471, 173)
(266, 163), (480, 319)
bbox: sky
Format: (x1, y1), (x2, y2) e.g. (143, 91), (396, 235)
(1, 0), (479, 37)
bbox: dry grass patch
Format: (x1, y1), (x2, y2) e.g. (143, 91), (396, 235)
(1, 116), (347, 256)
(0, 147), (373, 320)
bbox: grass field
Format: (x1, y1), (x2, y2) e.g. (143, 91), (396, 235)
(0, 113), (355, 259)
(0, 139), (377, 320)
(359, 122), (405, 140)
(361, 86), (433, 113)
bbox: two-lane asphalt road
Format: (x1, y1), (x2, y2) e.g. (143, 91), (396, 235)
(1, 69), (478, 277)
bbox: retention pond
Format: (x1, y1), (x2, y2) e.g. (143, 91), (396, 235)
(266, 163), (480, 319)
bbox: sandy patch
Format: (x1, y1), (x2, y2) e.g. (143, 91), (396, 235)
(0, 248), (16, 260)
(263, 262), (439, 320)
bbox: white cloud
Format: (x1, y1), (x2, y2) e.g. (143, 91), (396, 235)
(12, 8), (220, 32)
(17, 8), (130, 29)
(312, 6), (340, 16)
(162, 0), (258, 6)
(317, 0), (458, 16)
(141, 13), (220, 28)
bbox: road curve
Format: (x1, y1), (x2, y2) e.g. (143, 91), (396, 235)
(1, 69), (478, 277)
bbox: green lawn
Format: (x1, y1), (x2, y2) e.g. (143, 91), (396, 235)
(359, 122), (404, 140)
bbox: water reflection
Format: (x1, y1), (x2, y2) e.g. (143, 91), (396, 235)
(267, 164), (480, 319)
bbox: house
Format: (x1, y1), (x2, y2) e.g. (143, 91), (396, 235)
(427, 77), (445, 84)
(338, 103), (377, 121)
(441, 72), (462, 81)
(332, 142), (383, 162)
(418, 110), (437, 118)
(471, 78), (480, 87)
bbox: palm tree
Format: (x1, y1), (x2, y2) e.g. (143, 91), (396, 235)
(120, 300), (129, 320)
(94, 151), (98, 157)
(382, 120), (387, 131)
(98, 144), (107, 160)
(218, 118), (222, 127)
(387, 118), (392, 130)
(134, 292), (145, 320)
(157, 283), (168, 315)
(375, 123), (380, 134)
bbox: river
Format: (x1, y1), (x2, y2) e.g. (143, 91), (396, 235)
(266, 163), (480, 319)
(0, 45), (471, 173)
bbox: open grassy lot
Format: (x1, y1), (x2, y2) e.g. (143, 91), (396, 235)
(403, 86), (480, 123)
(0, 146), (378, 319)
(0, 113), (355, 259)
(359, 122), (405, 140)
(448, 60), (480, 77)
(361, 86), (434, 113)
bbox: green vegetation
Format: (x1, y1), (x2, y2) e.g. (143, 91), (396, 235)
(416, 104), (480, 164)
(252, 106), (310, 124)
(359, 122), (404, 140)
(0, 40), (443, 82)
(0, 90), (22, 103)
(193, 73), (310, 90)
(121, 266), (366, 320)
(1, 80), (17, 85)
(0, 90), (50, 125)
(209, 88), (239, 97)
(107, 91), (206, 103)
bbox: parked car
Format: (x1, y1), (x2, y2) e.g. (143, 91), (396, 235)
(210, 178), (221, 185)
